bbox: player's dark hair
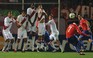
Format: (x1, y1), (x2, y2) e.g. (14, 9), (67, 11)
(7, 11), (12, 14)
(31, 3), (35, 9)
(21, 10), (26, 14)
(49, 14), (53, 18)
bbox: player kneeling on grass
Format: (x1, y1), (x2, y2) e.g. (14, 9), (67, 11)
(46, 14), (62, 52)
(66, 23), (89, 55)
(2, 11), (16, 52)
(15, 10), (28, 52)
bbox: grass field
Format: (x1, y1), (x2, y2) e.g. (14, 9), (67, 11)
(0, 52), (93, 58)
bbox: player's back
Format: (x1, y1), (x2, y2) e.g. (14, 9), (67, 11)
(48, 19), (58, 33)
(80, 18), (89, 30)
(66, 23), (77, 38)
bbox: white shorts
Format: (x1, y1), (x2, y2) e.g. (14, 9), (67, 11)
(2, 30), (14, 40)
(49, 31), (59, 41)
(27, 22), (37, 32)
(38, 23), (45, 36)
(17, 29), (27, 39)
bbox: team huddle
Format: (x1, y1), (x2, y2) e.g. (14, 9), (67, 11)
(2, 4), (62, 52)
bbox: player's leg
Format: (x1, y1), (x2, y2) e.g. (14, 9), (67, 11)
(2, 39), (10, 52)
(14, 39), (21, 52)
(67, 36), (82, 54)
(8, 32), (15, 50)
(22, 30), (28, 52)
(14, 30), (22, 52)
(31, 26), (37, 51)
(2, 31), (11, 52)
(31, 32), (36, 51)
(49, 34), (57, 52)
(44, 31), (50, 51)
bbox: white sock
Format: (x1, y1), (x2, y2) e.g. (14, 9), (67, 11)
(35, 40), (40, 49)
(15, 42), (19, 51)
(12, 42), (15, 50)
(40, 42), (44, 49)
(60, 45), (63, 52)
(22, 42), (27, 51)
(6, 42), (11, 51)
(31, 36), (35, 49)
(2, 42), (8, 51)
(51, 41), (56, 49)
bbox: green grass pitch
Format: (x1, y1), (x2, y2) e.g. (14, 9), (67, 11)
(0, 52), (93, 58)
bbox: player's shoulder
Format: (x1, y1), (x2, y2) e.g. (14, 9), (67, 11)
(27, 8), (32, 10)
(5, 16), (9, 19)
(4, 16), (10, 20)
(18, 15), (22, 17)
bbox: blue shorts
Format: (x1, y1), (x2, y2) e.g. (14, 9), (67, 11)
(79, 30), (92, 40)
(66, 35), (78, 46)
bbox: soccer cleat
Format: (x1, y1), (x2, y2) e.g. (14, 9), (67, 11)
(52, 49), (57, 52)
(2, 50), (6, 53)
(80, 52), (85, 55)
(80, 53), (85, 55)
(14, 49), (17, 52)
(36, 49), (40, 52)
(32, 48), (34, 52)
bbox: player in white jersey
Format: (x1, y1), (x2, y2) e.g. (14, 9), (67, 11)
(35, 5), (46, 52)
(15, 10), (28, 52)
(27, 4), (37, 51)
(2, 11), (15, 52)
(46, 14), (62, 52)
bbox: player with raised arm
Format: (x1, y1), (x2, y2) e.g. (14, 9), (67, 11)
(46, 14), (61, 52)
(27, 3), (37, 51)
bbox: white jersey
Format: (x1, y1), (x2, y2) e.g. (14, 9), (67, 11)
(17, 15), (28, 39)
(38, 23), (46, 36)
(46, 19), (58, 33)
(37, 8), (45, 21)
(27, 8), (37, 32)
(27, 7), (37, 23)
(3, 17), (15, 40)
(3, 17), (15, 31)
(17, 15), (28, 31)
(46, 19), (59, 41)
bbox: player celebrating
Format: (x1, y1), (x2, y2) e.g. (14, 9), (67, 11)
(46, 14), (61, 52)
(27, 3), (37, 51)
(15, 10), (28, 52)
(2, 11), (15, 52)
(66, 22), (88, 55)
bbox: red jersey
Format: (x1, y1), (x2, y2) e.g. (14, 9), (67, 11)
(66, 23), (87, 38)
(79, 18), (89, 31)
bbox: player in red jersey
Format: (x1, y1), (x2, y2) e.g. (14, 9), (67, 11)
(78, 15), (93, 52)
(66, 22), (88, 55)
